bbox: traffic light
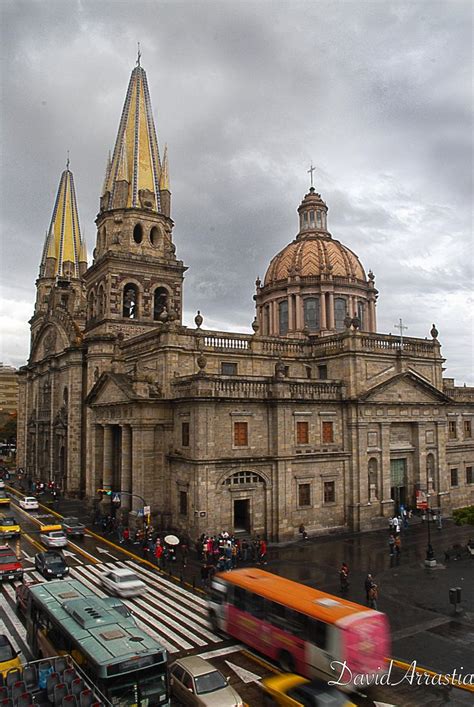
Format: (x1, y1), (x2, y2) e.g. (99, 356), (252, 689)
(96, 488), (112, 501)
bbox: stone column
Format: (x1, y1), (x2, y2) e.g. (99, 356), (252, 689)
(121, 425), (132, 510)
(320, 292), (327, 330)
(380, 423), (392, 509)
(295, 293), (302, 330)
(103, 425), (113, 490)
(288, 295), (294, 331)
(271, 301), (278, 335)
(327, 292), (335, 330)
(436, 420), (448, 494)
(93, 424), (104, 491)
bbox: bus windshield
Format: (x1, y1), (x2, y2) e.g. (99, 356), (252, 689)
(103, 665), (168, 706)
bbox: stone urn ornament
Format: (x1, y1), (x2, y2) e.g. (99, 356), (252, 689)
(197, 353), (207, 372)
(344, 313), (352, 330)
(195, 310), (203, 329)
(252, 317), (260, 333)
(430, 323), (439, 339)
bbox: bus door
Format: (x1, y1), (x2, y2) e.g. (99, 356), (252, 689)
(305, 617), (336, 680)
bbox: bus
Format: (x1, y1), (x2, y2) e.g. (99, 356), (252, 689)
(23, 579), (170, 705)
(208, 568), (390, 689)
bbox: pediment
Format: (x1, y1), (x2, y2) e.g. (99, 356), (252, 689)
(86, 373), (135, 406)
(360, 372), (451, 404)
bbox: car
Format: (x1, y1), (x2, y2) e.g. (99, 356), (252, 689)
(0, 545), (23, 581)
(19, 496), (39, 510)
(0, 634), (22, 678)
(261, 674), (356, 707)
(0, 490), (10, 506)
(99, 567), (147, 598)
(0, 479), (5, 490)
(61, 516), (86, 537)
(40, 524), (68, 548)
(169, 656), (243, 707)
(0, 515), (21, 538)
(34, 550), (69, 579)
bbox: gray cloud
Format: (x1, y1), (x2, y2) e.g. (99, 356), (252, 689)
(1, 0), (472, 383)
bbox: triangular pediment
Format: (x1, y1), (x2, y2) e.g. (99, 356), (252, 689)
(86, 372), (135, 406)
(360, 372), (451, 403)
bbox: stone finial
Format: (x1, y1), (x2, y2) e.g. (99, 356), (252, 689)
(344, 313), (353, 330)
(430, 323), (439, 339)
(275, 359), (286, 379)
(368, 270), (375, 281)
(302, 324), (310, 337)
(351, 314), (361, 330)
(252, 317), (260, 333)
(195, 310), (203, 329)
(255, 277), (261, 289)
(159, 307), (169, 323)
(197, 353), (207, 373)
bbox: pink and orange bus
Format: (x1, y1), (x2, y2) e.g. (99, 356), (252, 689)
(208, 568), (390, 688)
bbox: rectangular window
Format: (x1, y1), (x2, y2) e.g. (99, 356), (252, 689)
(324, 481), (335, 503)
(234, 421), (248, 447)
(318, 365), (327, 379)
(296, 421), (309, 445)
(466, 467), (473, 485)
(450, 468), (458, 487)
(298, 483), (311, 507)
(279, 300), (289, 335)
(448, 420), (457, 439)
(221, 362), (238, 376)
(464, 420), (472, 438)
(181, 422), (190, 447)
(307, 618), (327, 649)
(322, 421), (334, 443)
(179, 491), (188, 516)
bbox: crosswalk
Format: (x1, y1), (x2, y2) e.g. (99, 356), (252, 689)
(0, 559), (231, 659)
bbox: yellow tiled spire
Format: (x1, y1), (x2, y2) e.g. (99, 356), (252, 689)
(160, 144), (169, 191)
(102, 63), (165, 212)
(40, 163), (84, 278)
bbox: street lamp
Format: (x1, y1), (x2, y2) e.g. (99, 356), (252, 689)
(425, 494), (436, 567)
(96, 489), (149, 525)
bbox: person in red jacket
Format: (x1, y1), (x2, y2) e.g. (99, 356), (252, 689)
(154, 541), (164, 568)
(258, 538), (267, 565)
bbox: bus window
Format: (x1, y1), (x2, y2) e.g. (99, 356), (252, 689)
(233, 586), (247, 611)
(247, 593), (265, 619)
(267, 601), (287, 630)
(286, 608), (306, 638)
(307, 617), (327, 649)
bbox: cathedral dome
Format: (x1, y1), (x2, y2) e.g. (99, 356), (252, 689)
(264, 235), (366, 286)
(255, 186), (377, 337)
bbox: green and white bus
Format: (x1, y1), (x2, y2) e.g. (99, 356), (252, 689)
(23, 579), (169, 706)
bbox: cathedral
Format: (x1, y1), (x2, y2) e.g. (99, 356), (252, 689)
(17, 61), (474, 541)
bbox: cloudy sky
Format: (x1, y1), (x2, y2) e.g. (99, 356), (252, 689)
(1, 0), (472, 383)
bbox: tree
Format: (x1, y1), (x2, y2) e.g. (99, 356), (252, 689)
(0, 411), (17, 445)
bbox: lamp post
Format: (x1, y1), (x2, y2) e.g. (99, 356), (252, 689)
(425, 494), (436, 567)
(97, 489), (149, 524)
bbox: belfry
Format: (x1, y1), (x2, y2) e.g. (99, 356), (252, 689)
(17, 59), (474, 540)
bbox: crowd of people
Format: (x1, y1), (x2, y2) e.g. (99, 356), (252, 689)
(196, 532), (268, 586)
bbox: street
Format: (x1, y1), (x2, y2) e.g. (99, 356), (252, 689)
(1, 484), (473, 706)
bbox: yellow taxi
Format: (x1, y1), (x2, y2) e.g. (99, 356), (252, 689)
(0, 515), (21, 538)
(261, 673), (356, 707)
(0, 490), (10, 506)
(0, 634), (21, 677)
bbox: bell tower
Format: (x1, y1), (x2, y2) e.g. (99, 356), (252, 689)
(84, 59), (186, 338)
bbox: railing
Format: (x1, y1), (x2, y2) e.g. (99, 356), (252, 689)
(203, 334), (251, 350)
(359, 335), (436, 354)
(444, 387), (474, 402)
(172, 375), (342, 400)
(261, 338), (305, 355)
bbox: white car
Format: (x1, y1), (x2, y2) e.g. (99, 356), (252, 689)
(40, 529), (68, 548)
(100, 567), (146, 598)
(0, 480), (5, 490)
(19, 496), (39, 510)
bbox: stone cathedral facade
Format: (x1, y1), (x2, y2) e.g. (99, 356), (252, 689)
(17, 62), (474, 541)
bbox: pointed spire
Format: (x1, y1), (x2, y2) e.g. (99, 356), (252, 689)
(103, 62), (164, 212)
(101, 151), (112, 197)
(40, 164), (85, 279)
(79, 236), (88, 264)
(160, 144), (169, 191)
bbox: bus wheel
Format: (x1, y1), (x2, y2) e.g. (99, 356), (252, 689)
(279, 650), (295, 673)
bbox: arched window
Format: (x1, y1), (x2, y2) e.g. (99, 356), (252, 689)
(150, 226), (160, 246)
(368, 458), (378, 500)
(334, 297), (347, 332)
(97, 285), (106, 318)
(316, 210), (322, 227)
(223, 471), (265, 485)
(357, 301), (365, 330)
(87, 291), (95, 320)
(133, 223), (143, 244)
(153, 287), (168, 320)
(123, 284), (139, 318)
(309, 210), (315, 225)
(63, 387), (68, 406)
(304, 297), (320, 331)
(279, 300), (288, 335)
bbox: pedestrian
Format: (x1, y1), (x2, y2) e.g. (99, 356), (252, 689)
(394, 535), (401, 556)
(299, 524), (308, 540)
(368, 582), (379, 610)
(388, 534), (395, 556)
(393, 516), (400, 534)
(402, 508), (408, 529)
(388, 516), (393, 532)
(339, 563), (349, 592)
(154, 541), (163, 568)
(200, 563), (210, 588)
(258, 538), (267, 565)
(122, 527), (130, 545)
(365, 573), (374, 604)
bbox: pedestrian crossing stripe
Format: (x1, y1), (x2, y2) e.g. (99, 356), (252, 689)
(0, 559), (231, 660)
